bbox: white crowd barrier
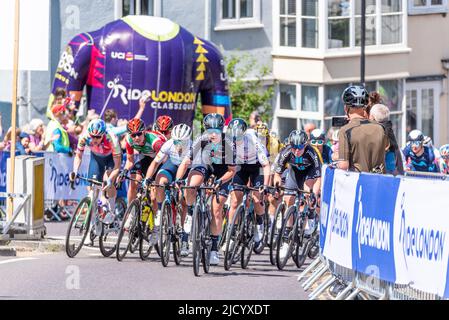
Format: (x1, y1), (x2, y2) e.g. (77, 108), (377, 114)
(299, 166), (449, 300)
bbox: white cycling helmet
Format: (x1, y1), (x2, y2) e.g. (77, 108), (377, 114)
(171, 123), (191, 141)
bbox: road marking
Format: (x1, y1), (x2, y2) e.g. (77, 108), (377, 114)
(0, 257), (38, 265)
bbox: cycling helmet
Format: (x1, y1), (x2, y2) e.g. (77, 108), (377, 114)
(310, 128), (326, 141)
(227, 118), (248, 138)
(127, 118), (146, 134)
(289, 130), (308, 148)
(408, 129), (424, 143)
(440, 144), (449, 158)
(155, 115), (174, 132)
(255, 122), (270, 137)
(171, 124), (191, 141)
(423, 135), (433, 147)
(203, 113), (224, 130)
(87, 119), (106, 137)
(342, 85), (369, 108)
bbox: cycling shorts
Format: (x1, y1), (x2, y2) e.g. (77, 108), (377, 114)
(284, 167), (319, 196)
(191, 164), (231, 198)
(157, 158), (187, 183)
(130, 156), (154, 176)
(88, 153), (115, 181)
(230, 164), (264, 192)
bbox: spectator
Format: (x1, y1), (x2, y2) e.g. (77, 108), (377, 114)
(19, 132), (31, 155)
(0, 112), (3, 139)
(44, 104), (72, 154)
(330, 129), (340, 162)
(26, 118), (46, 153)
(249, 111), (262, 129)
(337, 85), (389, 173)
(304, 122), (316, 139)
(0, 127), (27, 155)
(370, 104), (404, 175)
(105, 107), (128, 137)
(366, 91), (382, 118)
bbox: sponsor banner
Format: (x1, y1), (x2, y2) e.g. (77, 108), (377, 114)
(322, 169), (359, 269)
(351, 173), (400, 283)
(0, 152), (9, 196)
(44, 152), (91, 200)
(393, 178), (449, 297)
(320, 166), (335, 250)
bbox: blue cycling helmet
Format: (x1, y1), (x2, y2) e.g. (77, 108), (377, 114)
(88, 119), (106, 137)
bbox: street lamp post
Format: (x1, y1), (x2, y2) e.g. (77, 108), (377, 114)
(361, 0), (366, 86)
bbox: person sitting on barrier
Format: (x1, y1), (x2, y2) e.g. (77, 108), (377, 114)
(336, 85), (389, 174)
(439, 144), (449, 174)
(402, 130), (440, 173)
(69, 119), (123, 224)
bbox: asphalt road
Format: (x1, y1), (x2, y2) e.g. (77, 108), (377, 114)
(0, 222), (311, 300)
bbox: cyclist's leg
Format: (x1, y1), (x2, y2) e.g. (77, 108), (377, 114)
(185, 166), (207, 207)
(228, 166), (246, 224)
(284, 168), (303, 226)
(127, 156), (149, 202)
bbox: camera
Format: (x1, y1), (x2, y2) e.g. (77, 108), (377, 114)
(331, 116), (349, 128)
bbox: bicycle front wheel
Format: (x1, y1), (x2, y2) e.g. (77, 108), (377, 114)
(253, 208), (269, 255)
(160, 200), (172, 267)
(202, 211), (212, 274)
(65, 197), (92, 258)
(116, 199), (139, 261)
(224, 205), (244, 271)
(191, 204), (202, 276)
(276, 205), (297, 270)
(270, 202), (285, 266)
(241, 209), (256, 269)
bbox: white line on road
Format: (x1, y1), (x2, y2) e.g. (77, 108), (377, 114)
(0, 257), (38, 265)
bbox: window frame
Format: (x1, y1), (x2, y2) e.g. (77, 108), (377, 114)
(215, 0), (263, 31)
(408, 0), (449, 15)
(115, 0), (161, 18)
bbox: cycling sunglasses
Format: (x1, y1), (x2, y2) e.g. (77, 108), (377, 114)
(311, 139), (324, 146)
(292, 144), (305, 150)
(90, 135), (103, 140)
(411, 141), (423, 147)
(131, 132), (143, 138)
(206, 129), (222, 135)
(173, 139), (185, 145)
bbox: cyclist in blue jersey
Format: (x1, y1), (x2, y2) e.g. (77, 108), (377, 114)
(439, 144), (449, 174)
(402, 129), (440, 173)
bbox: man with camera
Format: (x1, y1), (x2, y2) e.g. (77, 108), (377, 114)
(336, 85), (389, 173)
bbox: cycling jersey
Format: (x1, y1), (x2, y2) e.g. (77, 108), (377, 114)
(273, 145), (322, 178)
(402, 145), (440, 173)
(49, 16), (231, 126)
(154, 139), (192, 165)
(125, 131), (166, 158)
(188, 132), (235, 166)
(77, 131), (121, 157)
(231, 131), (269, 166)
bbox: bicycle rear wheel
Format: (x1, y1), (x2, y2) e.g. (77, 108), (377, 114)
(116, 199), (139, 261)
(99, 221), (118, 257)
(224, 205), (244, 271)
(269, 202), (285, 266)
(191, 204), (202, 276)
(253, 209), (269, 254)
(160, 200), (171, 267)
(241, 209), (256, 269)
(276, 206), (297, 270)
(65, 197), (92, 258)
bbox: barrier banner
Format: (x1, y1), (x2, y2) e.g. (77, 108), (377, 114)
(321, 166), (449, 298)
(393, 178), (449, 297)
(322, 169), (358, 269)
(0, 152), (9, 195)
(44, 152), (90, 200)
(352, 173), (399, 283)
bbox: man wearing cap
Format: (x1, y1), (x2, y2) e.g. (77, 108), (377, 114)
(44, 104), (72, 154)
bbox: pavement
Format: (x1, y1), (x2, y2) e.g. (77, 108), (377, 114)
(0, 221), (317, 300)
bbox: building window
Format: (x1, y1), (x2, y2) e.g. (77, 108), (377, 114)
(301, 85), (319, 111)
(280, 84), (297, 110)
(406, 81), (441, 146)
(121, 0), (156, 16)
(278, 117), (298, 140)
(327, 0), (404, 49)
(216, 0), (262, 30)
(280, 0), (318, 48)
(409, 0), (448, 15)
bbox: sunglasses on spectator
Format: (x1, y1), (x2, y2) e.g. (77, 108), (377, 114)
(311, 139), (324, 145)
(131, 132), (143, 138)
(292, 144), (305, 150)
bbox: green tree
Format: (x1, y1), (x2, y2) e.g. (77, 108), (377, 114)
(194, 53), (275, 131)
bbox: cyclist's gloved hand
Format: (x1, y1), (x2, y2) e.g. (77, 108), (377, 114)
(175, 179), (185, 187)
(117, 169), (129, 182)
(213, 179), (222, 190)
(143, 178), (153, 187)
